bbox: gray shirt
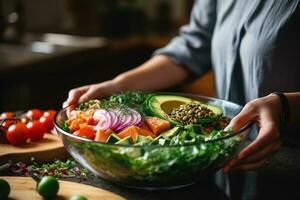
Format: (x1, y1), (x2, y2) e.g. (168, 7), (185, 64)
(155, 1), (300, 199)
(155, 0), (300, 105)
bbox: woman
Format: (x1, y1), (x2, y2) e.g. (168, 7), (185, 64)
(64, 0), (300, 199)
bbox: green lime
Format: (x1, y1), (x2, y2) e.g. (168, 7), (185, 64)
(70, 195), (88, 200)
(0, 178), (10, 200)
(37, 176), (59, 199)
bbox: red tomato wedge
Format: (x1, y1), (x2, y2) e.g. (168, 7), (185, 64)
(73, 127), (95, 140)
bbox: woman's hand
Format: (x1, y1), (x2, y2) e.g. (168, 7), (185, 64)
(223, 94), (283, 172)
(63, 79), (122, 108)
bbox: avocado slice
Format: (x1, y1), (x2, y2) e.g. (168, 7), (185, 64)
(146, 95), (193, 125)
(136, 135), (154, 145)
(161, 126), (180, 139)
(150, 134), (170, 145)
(115, 136), (132, 145)
(146, 94), (223, 125)
(106, 133), (121, 144)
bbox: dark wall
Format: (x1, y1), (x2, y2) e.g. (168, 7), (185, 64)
(0, 45), (155, 112)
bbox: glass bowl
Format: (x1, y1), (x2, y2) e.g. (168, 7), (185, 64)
(54, 93), (252, 190)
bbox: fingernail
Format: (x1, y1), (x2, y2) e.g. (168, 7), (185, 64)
(63, 102), (68, 108)
(224, 125), (233, 132)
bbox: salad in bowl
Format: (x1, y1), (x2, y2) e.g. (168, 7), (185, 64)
(54, 92), (252, 189)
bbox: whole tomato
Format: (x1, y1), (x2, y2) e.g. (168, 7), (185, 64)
(25, 109), (43, 120)
(26, 121), (45, 141)
(73, 127), (95, 140)
(6, 123), (28, 146)
(1, 120), (15, 130)
(39, 116), (54, 133)
(0, 112), (13, 119)
(43, 110), (56, 119)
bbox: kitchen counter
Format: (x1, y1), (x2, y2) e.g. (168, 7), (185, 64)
(62, 174), (229, 200)
(1, 146), (300, 200)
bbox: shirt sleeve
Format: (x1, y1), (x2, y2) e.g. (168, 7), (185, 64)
(154, 0), (217, 80)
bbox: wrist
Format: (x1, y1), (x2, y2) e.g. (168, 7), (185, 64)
(270, 92), (290, 130)
(111, 74), (128, 92)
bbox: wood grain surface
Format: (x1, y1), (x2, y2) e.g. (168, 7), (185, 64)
(1, 176), (126, 200)
(0, 133), (67, 164)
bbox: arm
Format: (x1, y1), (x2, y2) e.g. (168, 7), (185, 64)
(224, 92), (300, 172)
(64, 55), (188, 106)
(64, 0), (217, 106)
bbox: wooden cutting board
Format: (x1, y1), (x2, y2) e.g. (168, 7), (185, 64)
(0, 133), (67, 164)
(1, 176), (126, 200)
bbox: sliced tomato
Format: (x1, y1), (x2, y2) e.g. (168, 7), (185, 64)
(73, 127), (95, 140)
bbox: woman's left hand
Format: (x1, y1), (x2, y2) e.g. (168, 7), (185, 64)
(223, 94), (282, 172)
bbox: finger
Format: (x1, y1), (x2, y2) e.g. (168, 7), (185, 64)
(67, 85), (90, 105)
(62, 101), (68, 108)
(228, 156), (271, 171)
(226, 102), (258, 133)
(238, 113), (279, 159)
(78, 85), (99, 103)
(228, 139), (281, 168)
(237, 139), (281, 164)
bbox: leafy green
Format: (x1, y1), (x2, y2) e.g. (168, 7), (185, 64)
(78, 91), (150, 115)
(73, 134), (241, 185)
(59, 121), (70, 132)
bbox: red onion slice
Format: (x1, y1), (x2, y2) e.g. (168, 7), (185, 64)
(93, 109), (112, 131)
(108, 109), (119, 130)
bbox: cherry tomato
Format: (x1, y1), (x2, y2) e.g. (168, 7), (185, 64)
(39, 116), (54, 133)
(43, 110), (56, 119)
(37, 176), (59, 199)
(0, 112), (13, 119)
(1, 120), (15, 130)
(73, 127), (95, 140)
(26, 121), (45, 141)
(0, 120), (15, 143)
(6, 123), (28, 146)
(25, 109), (43, 120)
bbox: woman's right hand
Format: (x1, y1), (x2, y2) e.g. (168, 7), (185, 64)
(63, 79), (122, 108)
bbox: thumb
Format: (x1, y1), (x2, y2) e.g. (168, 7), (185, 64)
(225, 104), (257, 133)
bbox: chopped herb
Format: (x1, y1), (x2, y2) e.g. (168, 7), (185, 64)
(78, 91), (150, 114)
(59, 121), (70, 132)
(9, 158), (88, 178)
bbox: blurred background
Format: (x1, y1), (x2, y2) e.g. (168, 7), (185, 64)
(0, 0), (214, 112)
